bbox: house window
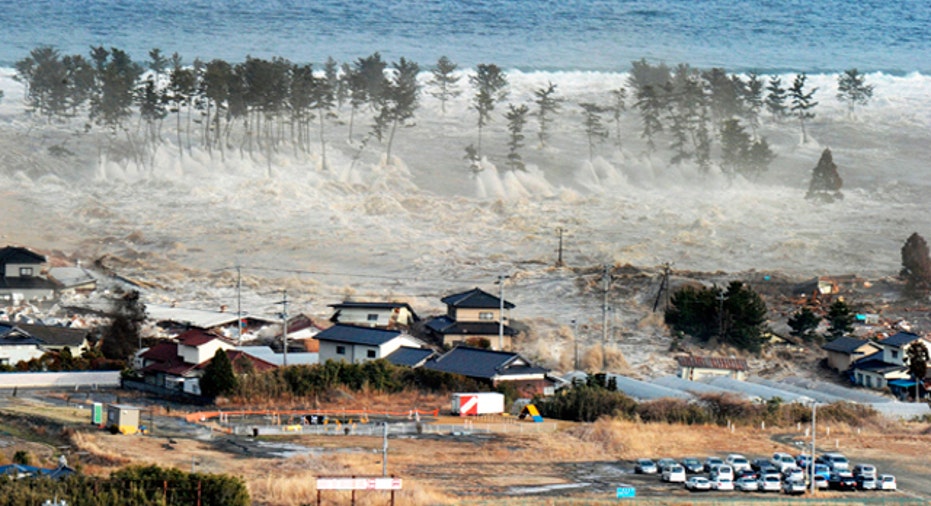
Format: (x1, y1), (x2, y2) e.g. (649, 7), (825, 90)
(891, 350), (898, 360)
(367, 314), (379, 322)
(336, 346), (346, 355)
(866, 376), (872, 388)
(479, 311), (494, 320)
(367, 349), (377, 358)
(19, 267), (33, 277)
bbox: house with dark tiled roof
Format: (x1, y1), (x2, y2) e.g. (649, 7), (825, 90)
(822, 336), (881, 372)
(422, 345), (554, 397)
(676, 355), (749, 381)
(850, 332), (930, 390)
(385, 346), (436, 368)
(328, 301), (420, 330)
(314, 324), (426, 364)
(135, 329), (275, 396)
(0, 322), (92, 366)
(424, 287), (516, 351)
(0, 246), (58, 302)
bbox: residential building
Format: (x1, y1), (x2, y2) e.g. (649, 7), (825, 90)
(328, 301), (419, 330)
(822, 336), (882, 372)
(422, 345), (554, 397)
(385, 346), (436, 368)
(424, 287), (516, 351)
(850, 332), (931, 391)
(0, 246), (58, 302)
(314, 324), (426, 364)
(676, 355), (749, 381)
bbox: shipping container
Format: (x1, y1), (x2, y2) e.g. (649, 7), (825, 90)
(451, 392), (505, 416)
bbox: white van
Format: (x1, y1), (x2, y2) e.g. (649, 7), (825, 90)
(819, 453), (849, 471)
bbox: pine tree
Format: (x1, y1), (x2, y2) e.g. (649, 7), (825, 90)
(905, 342), (929, 402)
(900, 232), (931, 295)
(788, 307), (821, 341)
(765, 75), (787, 121)
(533, 81), (563, 147)
(719, 119), (751, 177)
(743, 72), (764, 134)
(379, 57), (420, 161)
(789, 73), (818, 143)
(826, 300), (855, 339)
(504, 103), (529, 171)
(608, 87), (627, 147)
(702, 68), (742, 126)
(836, 68), (874, 117)
(428, 56), (461, 114)
(635, 84), (663, 155)
(579, 102), (608, 161)
(806, 148), (843, 202)
(469, 63), (509, 158)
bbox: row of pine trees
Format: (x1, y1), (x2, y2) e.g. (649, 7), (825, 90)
(13, 46), (875, 179)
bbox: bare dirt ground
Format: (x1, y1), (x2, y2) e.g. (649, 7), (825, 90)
(2, 394), (929, 506)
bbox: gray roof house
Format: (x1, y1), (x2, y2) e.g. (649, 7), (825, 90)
(0, 246), (58, 302)
(385, 346), (436, 367)
(422, 345), (553, 397)
(822, 336), (881, 372)
(314, 324), (426, 364)
(425, 287), (517, 351)
(328, 301), (420, 330)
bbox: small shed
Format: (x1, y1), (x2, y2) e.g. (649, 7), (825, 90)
(676, 355), (749, 381)
(106, 404), (143, 435)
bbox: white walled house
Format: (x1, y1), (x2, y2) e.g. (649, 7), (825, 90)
(676, 355), (749, 381)
(177, 330), (235, 364)
(878, 332), (930, 366)
(0, 246), (58, 302)
(315, 324), (426, 364)
(327, 301), (420, 330)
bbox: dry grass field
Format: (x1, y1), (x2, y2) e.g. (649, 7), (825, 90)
(2, 394), (929, 505)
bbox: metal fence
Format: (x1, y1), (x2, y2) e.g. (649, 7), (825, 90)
(229, 420), (558, 437)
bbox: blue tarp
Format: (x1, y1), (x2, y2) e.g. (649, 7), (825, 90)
(888, 379), (916, 388)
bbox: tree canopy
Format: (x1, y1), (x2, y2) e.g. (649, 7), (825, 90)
(665, 281), (768, 353)
(900, 232), (931, 295)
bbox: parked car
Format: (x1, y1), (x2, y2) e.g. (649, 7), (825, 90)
(795, 453), (812, 469)
(663, 465), (687, 483)
(878, 474), (897, 491)
(812, 463), (831, 480)
(782, 467), (804, 482)
(853, 463), (877, 479)
(828, 471), (857, 490)
(772, 452), (796, 472)
(783, 479), (807, 495)
(813, 474), (829, 490)
(752, 458), (776, 473)
(680, 457), (704, 474)
(657, 458), (678, 472)
(726, 454), (751, 473)
(685, 476), (712, 491)
(710, 464), (734, 481)
(857, 475), (878, 491)
(735, 476), (760, 492)
(819, 453), (850, 472)
(712, 476), (734, 491)
(704, 456), (725, 473)
(635, 458), (658, 474)
(759, 474), (782, 492)
(735, 469), (759, 481)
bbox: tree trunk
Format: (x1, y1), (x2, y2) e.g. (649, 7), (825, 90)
(319, 109), (327, 171)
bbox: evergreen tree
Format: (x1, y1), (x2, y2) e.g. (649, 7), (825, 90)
(905, 341), (929, 402)
(825, 299), (855, 339)
(504, 103), (529, 171)
(900, 232), (931, 295)
(635, 84), (663, 155)
(694, 100), (713, 173)
(608, 87), (627, 147)
(579, 102), (608, 161)
(14, 46), (70, 121)
(745, 136), (776, 179)
(323, 56), (340, 105)
(764, 75), (787, 121)
(427, 55), (461, 114)
(806, 148), (844, 202)
(788, 73), (818, 143)
(666, 281), (768, 353)
(469, 63), (509, 158)
(702, 68), (742, 126)
(533, 81), (563, 147)
(100, 290), (146, 361)
(719, 119), (751, 177)
(788, 307), (821, 341)
(627, 58), (671, 97)
(721, 281), (768, 353)
(379, 57), (420, 161)
(743, 72), (764, 134)
(200, 349), (238, 399)
(836, 68), (874, 117)
(168, 53), (194, 159)
(202, 59), (232, 158)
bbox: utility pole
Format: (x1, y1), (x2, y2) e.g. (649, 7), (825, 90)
(572, 319), (579, 370)
(277, 290), (289, 366)
(810, 401), (817, 495)
(382, 422), (389, 477)
(717, 289), (726, 338)
(496, 275), (510, 350)
(602, 265), (609, 371)
(236, 265), (242, 345)
(555, 227), (566, 267)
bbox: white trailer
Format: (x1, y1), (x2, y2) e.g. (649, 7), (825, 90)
(451, 392), (505, 416)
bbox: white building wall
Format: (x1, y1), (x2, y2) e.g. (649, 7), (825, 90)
(0, 345), (45, 366)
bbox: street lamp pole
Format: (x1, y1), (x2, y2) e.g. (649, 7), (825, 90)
(497, 275), (510, 350)
(810, 401), (817, 495)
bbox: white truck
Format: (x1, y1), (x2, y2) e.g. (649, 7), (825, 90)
(451, 392), (505, 416)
